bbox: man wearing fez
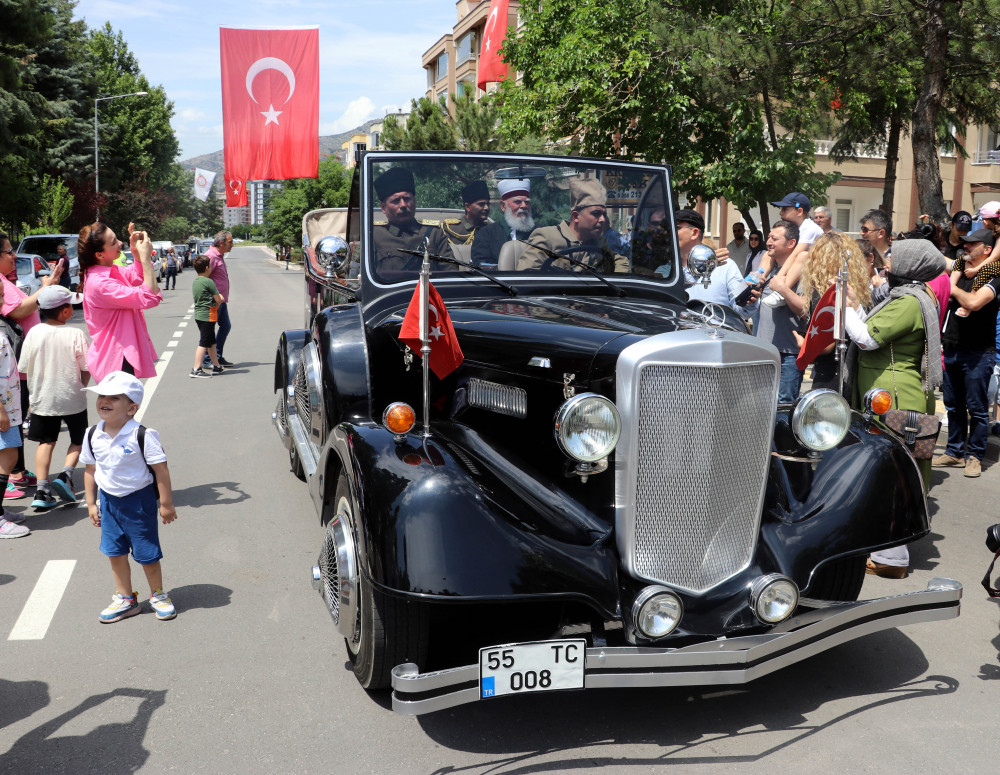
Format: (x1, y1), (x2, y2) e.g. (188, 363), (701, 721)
(372, 167), (451, 272)
(442, 180), (491, 246)
(518, 177), (628, 272)
(471, 177), (536, 265)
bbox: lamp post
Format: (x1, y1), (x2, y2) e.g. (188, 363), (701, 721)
(94, 91), (148, 219)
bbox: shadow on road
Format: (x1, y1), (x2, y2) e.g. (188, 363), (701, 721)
(0, 573), (14, 586)
(409, 630), (957, 772)
(172, 481), (249, 509)
(0, 679), (49, 730)
(168, 583), (232, 611)
(0, 687), (165, 775)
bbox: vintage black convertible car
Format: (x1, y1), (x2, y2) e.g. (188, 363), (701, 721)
(273, 151), (961, 715)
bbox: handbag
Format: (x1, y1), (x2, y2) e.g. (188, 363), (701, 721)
(882, 341), (941, 460)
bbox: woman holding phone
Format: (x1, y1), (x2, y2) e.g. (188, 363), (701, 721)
(77, 222), (162, 382)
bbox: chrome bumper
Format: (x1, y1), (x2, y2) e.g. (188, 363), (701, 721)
(390, 578), (962, 715)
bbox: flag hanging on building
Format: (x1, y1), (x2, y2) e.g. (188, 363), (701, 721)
(220, 26), (319, 181)
(796, 283), (838, 370)
(225, 176), (247, 207)
(398, 282), (464, 379)
(193, 168), (216, 201)
(477, 0), (510, 90)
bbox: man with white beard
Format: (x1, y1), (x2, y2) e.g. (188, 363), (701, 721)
(471, 178), (536, 265)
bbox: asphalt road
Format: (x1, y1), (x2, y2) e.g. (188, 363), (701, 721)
(0, 247), (995, 774)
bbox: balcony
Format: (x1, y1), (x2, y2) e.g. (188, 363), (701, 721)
(973, 150), (1000, 165)
(814, 139), (886, 160)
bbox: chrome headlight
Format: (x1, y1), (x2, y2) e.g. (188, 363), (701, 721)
(632, 586), (683, 639)
(316, 235), (349, 275)
(553, 393), (621, 462)
(791, 389), (851, 451)
(750, 574), (799, 623)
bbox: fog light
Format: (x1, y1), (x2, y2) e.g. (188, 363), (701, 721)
(383, 402), (415, 437)
(750, 575), (799, 623)
(632, 586), (682, 639)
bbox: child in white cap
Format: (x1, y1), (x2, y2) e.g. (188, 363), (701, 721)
(80, 371), (178, 622)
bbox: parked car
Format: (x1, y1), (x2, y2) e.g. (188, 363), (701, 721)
(15, 234), (80, 290)
(273, 151), (962, 716)
(13, 254), (47, 297)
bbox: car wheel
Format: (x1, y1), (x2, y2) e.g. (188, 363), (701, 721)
(806, 555), (866, 602)
(330, 473), (430, 690)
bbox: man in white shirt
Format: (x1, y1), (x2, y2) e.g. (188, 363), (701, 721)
(677, 210), (754, 318)
(812, 205), (836, 233)
(766, 191), (825, 291)
(726, 222), (750, 268)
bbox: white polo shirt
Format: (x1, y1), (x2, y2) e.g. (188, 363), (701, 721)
(80, 418), (166, 497)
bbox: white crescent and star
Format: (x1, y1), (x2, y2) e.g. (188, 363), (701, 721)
(429, 303), (444, 340)
(245, 56), (296, 126)
(483, 7), (499, 53)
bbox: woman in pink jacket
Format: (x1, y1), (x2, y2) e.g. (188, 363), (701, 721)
(77, 222), (162, 382)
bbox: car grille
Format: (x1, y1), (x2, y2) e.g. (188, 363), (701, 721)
(615, 332), (779, 594)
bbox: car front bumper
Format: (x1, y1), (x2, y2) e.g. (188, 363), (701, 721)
(390, 577), (962, 715)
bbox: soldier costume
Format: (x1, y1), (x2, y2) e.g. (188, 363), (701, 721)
(372, 167), (452, 273)
(442, 180), (491, 246)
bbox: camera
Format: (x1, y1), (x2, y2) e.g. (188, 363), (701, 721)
(986, 523), (1000, 554)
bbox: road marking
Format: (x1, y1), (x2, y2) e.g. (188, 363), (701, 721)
(8, 560), (76, 640)
(136, 350), (174, 424)
(178, 321), (188, 327)
(167, 340), (179, 348)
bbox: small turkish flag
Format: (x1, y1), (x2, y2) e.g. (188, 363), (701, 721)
(225, 176), (247, 207)
(399, 282), (464, 379)
(220, 27), (319, 181)
(796, 284), (838, 370)
(477, 0), (510, 90)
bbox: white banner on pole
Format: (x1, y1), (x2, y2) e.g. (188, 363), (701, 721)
(194, 167), (216, 201)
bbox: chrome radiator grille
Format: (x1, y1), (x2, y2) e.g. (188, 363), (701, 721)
(616, 332), (779, 594)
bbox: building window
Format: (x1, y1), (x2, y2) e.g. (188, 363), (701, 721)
(426, 65), (435, 89)
(371, 131), (380, 149)
(977, 126), (1000, 164)
(834, 198), (852, 232)
(436, 52), (449, 81)
(456, 81), (473, 99)
(437, 90), (448, 105)
(456, 32), (474, 64)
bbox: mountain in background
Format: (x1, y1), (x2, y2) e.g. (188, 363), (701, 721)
(178, 118), (383, 176)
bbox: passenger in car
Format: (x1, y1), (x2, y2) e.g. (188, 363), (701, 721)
(471, 178), (536, 265)
(442, 180), (491, 247)
(518, 178), (629, 272)
(372, 167), (451, 273)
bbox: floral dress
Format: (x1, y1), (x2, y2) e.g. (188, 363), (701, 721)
(0, 334), (22, 428)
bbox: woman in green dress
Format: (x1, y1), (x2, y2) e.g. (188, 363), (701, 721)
(845, 239), (945, 578)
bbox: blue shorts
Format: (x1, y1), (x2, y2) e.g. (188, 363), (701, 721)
(0, 425), (22, 450)
(99, 484), (162, 564)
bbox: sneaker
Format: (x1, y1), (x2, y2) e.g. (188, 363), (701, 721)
(932, 453), (965, 468)
(5, 481), (26, 499)
(10, 470), (37, 487)
(189, 368), (212, 379)
(3, 510), (25, 524)
(31, 490), (59, 510)
(99, 592), (140, 623)
(50, 474), (77, 503)
(212, 366), (224, 375)
(217, 357), (234, 368)
(149, 589), (176, 620)
(965, 457), (982, 478)
(0, 518), (29, 538)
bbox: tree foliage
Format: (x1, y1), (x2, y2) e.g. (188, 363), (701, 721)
(381, 96), (459, 151)
(37, 174), (75, 232)
(262, 157), (352, 248)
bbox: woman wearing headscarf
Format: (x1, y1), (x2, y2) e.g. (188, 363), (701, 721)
(744, 229), (766, 275)
(844, 239), (945, 578)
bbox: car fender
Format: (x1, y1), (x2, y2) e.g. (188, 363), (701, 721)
(319, 422), (621, 618)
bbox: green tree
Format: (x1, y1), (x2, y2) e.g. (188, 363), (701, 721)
(38, 174), (75, 231)
(380, 96), (458, 150)
(262, 157), (351, 248)
(453, 93), (502, 151)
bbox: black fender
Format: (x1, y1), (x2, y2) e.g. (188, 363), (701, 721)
(274, 328), (309, 395)
(314, 303), (372, 426)
(763, 416), (930, 590)
(319, 422), (621, 619)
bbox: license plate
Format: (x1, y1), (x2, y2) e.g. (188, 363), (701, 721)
(479, 639), (586, 699)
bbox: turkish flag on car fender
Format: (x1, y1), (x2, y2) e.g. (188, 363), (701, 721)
(225, 176), (247, 207)
(220, 27), (319, 181)
(398, 282), (464, 379)
(477, 0), (510, 90)
(796, 283), (837, 370)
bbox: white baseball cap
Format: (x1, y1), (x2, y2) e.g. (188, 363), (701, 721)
(84, 371), (144, 405)
(37, 286), (83, 310)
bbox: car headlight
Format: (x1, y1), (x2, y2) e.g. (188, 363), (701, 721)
(749, 574), (799, 623)
(632, 585), (683, 639)
(553, 393), (621, 462)
(790, 389), (851, 451)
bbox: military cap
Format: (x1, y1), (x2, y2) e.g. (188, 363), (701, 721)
(569, 177), (607, 211)
(461, 180), (490, 204)
(374, 167), (415, 201)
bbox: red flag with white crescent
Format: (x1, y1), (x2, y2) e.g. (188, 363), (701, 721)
(225, 176), (247, 207)
(796, 283), (838, 370)
(398, 282), (464, 379)
(477, 0), (510, 90)
(220, 26), (319, 181)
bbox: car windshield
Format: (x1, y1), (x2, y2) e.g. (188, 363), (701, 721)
(18, 236), (76, 261)
(365, 156), (675, 286)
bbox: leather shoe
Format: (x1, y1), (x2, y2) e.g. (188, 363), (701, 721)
(866, 557), (907, 579)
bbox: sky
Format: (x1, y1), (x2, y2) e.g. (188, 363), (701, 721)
(73, 0), (457, 162)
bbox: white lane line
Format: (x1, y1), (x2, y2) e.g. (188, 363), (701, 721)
(172, 329), (185, 338)
(177, 321), (188, 327)
(136, 350), (174, 424)
(8, 560), (77, 640)
(167, 340), (179, 348)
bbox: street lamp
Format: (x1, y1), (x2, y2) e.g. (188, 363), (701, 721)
(94, 91), (149, 219)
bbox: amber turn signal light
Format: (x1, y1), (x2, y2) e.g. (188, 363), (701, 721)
(383, 402), (416, 435)
(864, 388), (892, 415)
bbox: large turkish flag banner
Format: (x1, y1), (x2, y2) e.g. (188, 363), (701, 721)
(477, 0), (510, 90)
(220, 27), (319, 181)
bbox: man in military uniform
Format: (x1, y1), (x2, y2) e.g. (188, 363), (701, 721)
(372, 167), (452, 273)
(518, 177), (629, 272)
(442, 180), (491, 247)
(471, 178), (535, 265)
